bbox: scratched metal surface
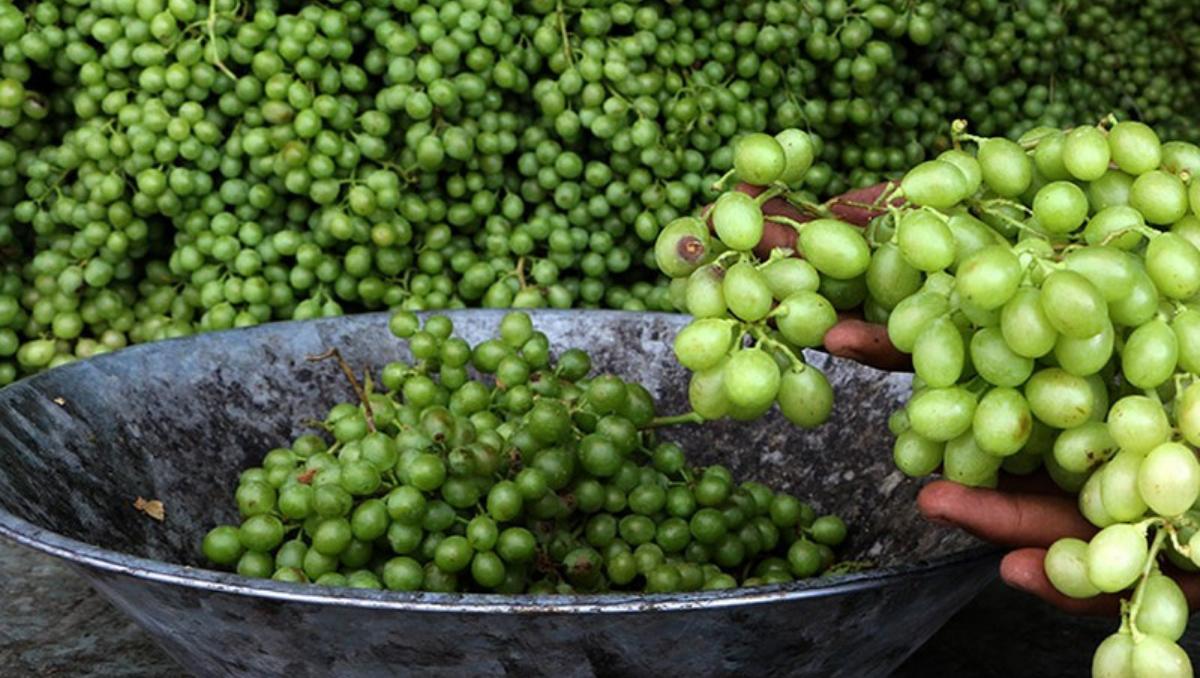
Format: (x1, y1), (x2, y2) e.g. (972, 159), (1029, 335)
(0, 311), (995, 677)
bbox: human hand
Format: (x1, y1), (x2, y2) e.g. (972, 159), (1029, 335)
(917, 476), (1200, 615)
(709, 181), (910, 372)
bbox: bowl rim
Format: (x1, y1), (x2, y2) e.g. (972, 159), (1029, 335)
(0, 310), (1001, 612)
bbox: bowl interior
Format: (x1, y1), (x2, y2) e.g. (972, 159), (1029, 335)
(0, 310), (978, 574)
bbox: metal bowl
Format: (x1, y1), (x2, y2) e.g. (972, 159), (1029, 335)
(0, 310), (997, 678)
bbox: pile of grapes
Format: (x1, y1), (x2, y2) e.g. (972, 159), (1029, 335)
(201, 310), (849, 593)
(5, 0), (1200, 385)
(657, 121), (1200, 675)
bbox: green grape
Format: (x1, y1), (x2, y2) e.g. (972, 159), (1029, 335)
(1025, 368), (1094, 429)
(686, 266), (727, 318)
(722, 348), (781, 411)
(893, 430), (944, 477)
(1108, 121), (1162, 176)
(1137, 574), (1189, 641)
(796, 219), (871, 280)
(906, 387), (977, 442)
(1121, 320), (1178, 390)
(969, 327), (1034, 387)
(1078, 471), (1116, 529)
(762, 258), (820, 300)
(897, 210), (956, 272)
(1051, 422), (1116, 474)
(1130, 635), (1193, 678)
(723, 261), (773, 322)
(1040, 271), (1110, 339)
(1131, 171), (1189, 225)
(1052, 322), (1113, 377)
(673, 318), (735, 371)
(865, 243), (922, 310)
(1086, 523), (1147, 593)
(900, 160), (969, 209)
(1100, 451), (1149, 523)
(1063, 126), (1111, 182)
(734, 133), (785, 186)
(1033, 181), (1088, 234)
(1083, 206), (1145, 250)
(776, 292), (837, 348)
(955, 245), (1021, 310)
(711, 191), (764, 251)
(1137, 442), (1200, 517)
(1044, 538), (1100, 599)
(1107, 396), (1171, 455)
(971, 387), (1033, 457)
(1000, 287), (1058, 358)
(776, 365), (833, 429)
(978, 138), (1033, 198)
(775, 129), (815, 187)
(912, 316), (965, 388)
(888, 292), (951, 353)
(943, 432), (1002, 488)
(1091, 632), (1134, 678)
(1146, 233), (1200, 300)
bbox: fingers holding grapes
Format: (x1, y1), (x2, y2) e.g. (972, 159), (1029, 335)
(659, 129), (898, 429)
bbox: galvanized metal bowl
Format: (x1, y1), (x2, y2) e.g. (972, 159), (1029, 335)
(0, 310), (997, 678)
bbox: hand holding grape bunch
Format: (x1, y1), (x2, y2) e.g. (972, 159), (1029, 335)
(654, 129), (911, 430)
(663, 119), (1200, 676)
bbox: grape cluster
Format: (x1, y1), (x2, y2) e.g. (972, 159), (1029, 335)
(867, 121), (1200, 677)
(653, 129), (867, 429)
(201, 311), (849, 594)
(6, 0), (1200, 386)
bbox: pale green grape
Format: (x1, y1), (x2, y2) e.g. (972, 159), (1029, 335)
(1130, 635), (1193, 678)
(1045, 537), (1101, 598)
(943, 432), (1002, 488)
(1137, 442), (1200, 517)
(970, 327), (1034, 387)
(1092, 632), (1134, 678)
(1052, 422), (1116, 474)
(906, 387), (977, 442)
(893, 430), (944, 477)
(1001, 287), (1059, 358)
(1137, 574), (1189, 642)
(1026, 368), (1094, 429)
(913, 316), (965, 388)
(1100, 451), (1149, 523)
(1121, 319), (1179, 390)
(1107, 396), (1171, 455)
(1086, 523), (1147, 593)
(972, 387), (1033, 457)
(1079, 470), (1116, 528)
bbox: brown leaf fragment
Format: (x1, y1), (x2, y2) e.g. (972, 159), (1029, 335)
(134, 497), (166, 522)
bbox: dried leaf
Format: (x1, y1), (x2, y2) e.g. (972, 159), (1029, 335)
(134, 497), (166, 522)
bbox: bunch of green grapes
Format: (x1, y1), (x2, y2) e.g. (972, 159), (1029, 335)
(201, 311), (850, 593)
(652, 129), (878, 429)
(873, 119), (1200, 677)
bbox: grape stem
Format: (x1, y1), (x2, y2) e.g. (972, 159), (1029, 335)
(306, 347), (377, 433)
(711, 169), (737, 192)
(1165, 521), (1190, 559)
(752, 327), (806, 372)
(771, 214), (815, 234)
(754, 186), (785, 206)
(643, 411), (704, 428)
(206, 0), (236, 81)
(1127, 526), (1167, 642)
